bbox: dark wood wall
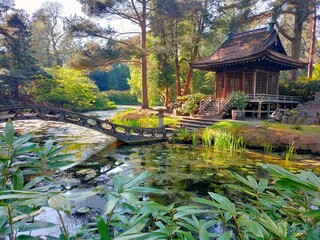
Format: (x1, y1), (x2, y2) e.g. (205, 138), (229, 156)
(215, 69), (279, 98)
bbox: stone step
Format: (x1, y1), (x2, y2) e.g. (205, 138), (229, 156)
(181, 117), (220, 124)
(179, 116), (222, 130)
(180, 120), (216, 127)
(198, 112), (223, 118)
(180, 122), (214, 129)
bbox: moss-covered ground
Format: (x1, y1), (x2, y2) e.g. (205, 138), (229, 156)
(111, 108), (320, 154)
(207, 120), (320, 154)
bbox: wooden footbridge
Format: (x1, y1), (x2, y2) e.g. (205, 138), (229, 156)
(0, 105), (169, 144)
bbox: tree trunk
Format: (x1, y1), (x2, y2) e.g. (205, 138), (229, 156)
(164, 86), (169, 107)
(308, 2), (317, 78)
(52, 41), (62, 67)
(45, 45), (51, 67)
(141, 0), (148, 109)
(182, 37), (200, 95)
(175, 44), (181, 97)
(182, 67), (193, 96)
(182, 0), (207, 95)
(288, 7), (305, 80)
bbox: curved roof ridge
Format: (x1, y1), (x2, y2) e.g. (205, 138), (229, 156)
(229, 27), (269, 39)
(191, 25), (307, 71)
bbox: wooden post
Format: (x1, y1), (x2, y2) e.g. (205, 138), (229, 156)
(223, 71), (227, 98)
(215, 75), (218, 97)
(267, 103), (271, 116)
(253, 69), (257, 98)
(242, 71), (246, 92)
(276, 73), (280, 95)
(266, 72), (269, 94)
(258, 101), (262, 119)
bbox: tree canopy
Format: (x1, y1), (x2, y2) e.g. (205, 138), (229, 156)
(0, 0), (318, 107)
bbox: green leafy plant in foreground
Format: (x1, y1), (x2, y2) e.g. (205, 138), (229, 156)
(1, 120), (320, 239)
(0, 119), (77, 239)
(90, 163), (320, 240)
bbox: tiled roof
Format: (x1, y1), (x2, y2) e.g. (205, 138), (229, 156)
(191, 26), (307, 71)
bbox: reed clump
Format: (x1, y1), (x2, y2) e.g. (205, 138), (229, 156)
(285, 142), (296, 161)
(202, 127), (213, 147)
(202, 128), (246, 152)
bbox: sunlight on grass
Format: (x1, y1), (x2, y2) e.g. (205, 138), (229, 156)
(210, 121), (249, 131)
(110, 109), (179, 128)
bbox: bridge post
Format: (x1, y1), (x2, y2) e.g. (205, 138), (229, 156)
(157, 108), (165, 129)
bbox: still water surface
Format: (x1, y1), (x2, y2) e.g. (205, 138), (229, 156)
(1, 106), (319, 236)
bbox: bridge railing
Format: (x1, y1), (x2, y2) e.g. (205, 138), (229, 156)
(109, 123), (167, 138)
(0, 105), (169, 143)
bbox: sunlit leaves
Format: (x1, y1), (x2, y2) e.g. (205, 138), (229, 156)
(48, 195), (71, 215)
(31, 68), (103, 111)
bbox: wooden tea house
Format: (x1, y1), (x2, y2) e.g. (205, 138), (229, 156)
(191, 23), (307, 118)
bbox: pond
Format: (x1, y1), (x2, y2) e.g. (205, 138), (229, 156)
(62, 142), (320, 205)
(1, 107), (320, 237)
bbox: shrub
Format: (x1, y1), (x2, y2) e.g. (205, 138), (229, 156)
(177, 93), (206, 115)
(279, 77), (320, 101)
(229, 91), (248, 110)
(105, 90), (139, 105)
(87, 93), (116, 111)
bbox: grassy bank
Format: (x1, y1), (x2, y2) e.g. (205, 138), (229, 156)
(206, 120), (320, 154)
(110, 108), (179, 128)
(111, 108), (320, 154)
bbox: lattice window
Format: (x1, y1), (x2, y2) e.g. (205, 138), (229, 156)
(268, 74), (278, 95)
(216, 74), (224, 98)
(226, 71), (242, 95)
(256, 72), (267, 94)
(245, 71), (253, 94)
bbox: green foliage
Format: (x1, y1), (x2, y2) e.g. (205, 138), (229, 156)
(279, 77), (320, 101)
(202, 127), (213, 147)
(193, 163), (320, 239)
(128, 54), (163, 106)
(112, 118), (141, 128)
(291, 124), (302, 130)
(191, 71), (215, 95)
(263, 145), (273, 154)
(229, 91), (248, 110)
(285, 142), (296, 161)
(201, 128), (246, 152)
(29, 68), (116, 111)
(2, 120), (320, 239)
(111, 109), (178, 128)
(173, 128), (193, 142)
(177, 93), (206, 115)
(0, 119), (76, 239)
(86, 92), (116, 111)
(88, 64), (130, 91)
(213, 130), (246, 152)
(0, 9), (41, 103)
(105, 90), (139, 105)
(312, 63), (320, 80)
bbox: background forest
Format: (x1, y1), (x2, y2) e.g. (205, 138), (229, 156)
(0, 0), (319, 110)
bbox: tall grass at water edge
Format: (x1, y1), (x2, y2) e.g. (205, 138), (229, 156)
(202, 127), (213, 147)
(285, 142), (296, 161)
(202, 128), (246, 152)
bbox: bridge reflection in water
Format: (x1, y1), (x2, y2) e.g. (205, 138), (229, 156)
(0, 106), (169, 144)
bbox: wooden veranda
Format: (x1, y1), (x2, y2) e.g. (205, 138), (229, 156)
(191, 23), (307, 118)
